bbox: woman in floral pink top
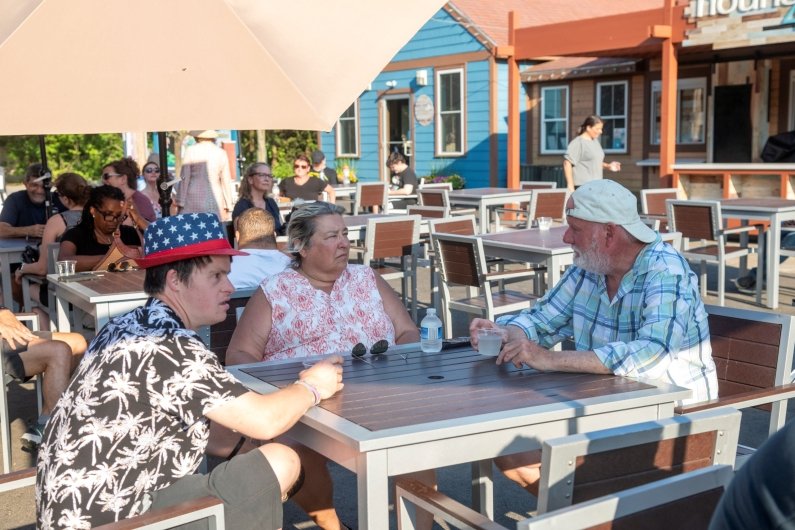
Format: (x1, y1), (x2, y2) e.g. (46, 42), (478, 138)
(225, 201), (423, 530)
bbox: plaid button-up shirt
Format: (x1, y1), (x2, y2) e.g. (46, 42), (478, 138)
(498, 237), (718, 405)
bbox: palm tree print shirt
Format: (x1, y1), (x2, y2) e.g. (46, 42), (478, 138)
(35, 298), (247, 528)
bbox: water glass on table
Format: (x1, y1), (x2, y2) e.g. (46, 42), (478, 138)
(536, 216), (552, 230)
(56, 260), (76, 278)
(477, 327), (505, 357)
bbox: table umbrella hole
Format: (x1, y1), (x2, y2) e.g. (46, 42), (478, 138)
(428, 375), (445, 380)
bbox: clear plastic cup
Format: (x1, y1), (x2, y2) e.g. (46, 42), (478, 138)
(56, 260), (76, 277)
(536, 217), (552, 230)
(477, 328), (504, 357)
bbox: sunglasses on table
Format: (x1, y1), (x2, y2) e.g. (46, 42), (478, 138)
(351, 340), (406, 363)
(108, 261), (136, 272)
(144, 167), (161, 174)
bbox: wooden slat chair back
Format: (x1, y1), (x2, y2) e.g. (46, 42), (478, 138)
(418, 180), (453, 191)
(676, 305), (795, 464)
(363, 215), (421, 320)
(396, 465), (734, 530)
(512, 182), (558, 217)
(1, 314), (41, 474)
(428, 215), (478, 236)
(0, 467), (226, 529)
(418, 189), (446, 208)
(528, 189), (569, 223)
(196, 289), (255, 365)
(431, 232), (536, 337)
(666, 199), (761, 305)
(406, 205), (448, 219)
(641, 187), (679, 216)
(537, 408), (740, 514)
(353, 182), (388, 214)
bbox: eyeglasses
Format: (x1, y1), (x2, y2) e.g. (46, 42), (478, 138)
(251, 172), (273, 178)
(351, 340), (406, 363)
(144, 167), (160, 174)
(294, 164), (309, 169)
(94, 209), (125, 222)
(102, 172), (123, 180)
(108, 261), (136, 272)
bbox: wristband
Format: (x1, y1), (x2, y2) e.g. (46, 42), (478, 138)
(294, 380), (321, 406)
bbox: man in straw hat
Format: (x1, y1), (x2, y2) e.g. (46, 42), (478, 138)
(470, 179), (718, 496)
(36, 212), (344, 529)
(177, 130), (235, 222)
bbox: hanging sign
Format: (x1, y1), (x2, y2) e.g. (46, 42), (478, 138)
(414, 94), (434, 126)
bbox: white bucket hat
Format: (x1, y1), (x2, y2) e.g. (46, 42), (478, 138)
(567, 180), (657, 244)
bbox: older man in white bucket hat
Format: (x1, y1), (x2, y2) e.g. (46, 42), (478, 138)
(177, 130), (235, 222)
(470, 179), (718, 495)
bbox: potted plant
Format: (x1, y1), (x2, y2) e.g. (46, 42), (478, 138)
(335, 158), (358, 184)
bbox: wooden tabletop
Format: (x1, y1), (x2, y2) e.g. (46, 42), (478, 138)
(479, 226), (570, 251)
(239, 347), (655, 432)
(448, 187), (532, 198)
(48, 269), (146, 301)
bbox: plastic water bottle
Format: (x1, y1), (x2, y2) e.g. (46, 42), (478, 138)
(420, 308), (443, 353)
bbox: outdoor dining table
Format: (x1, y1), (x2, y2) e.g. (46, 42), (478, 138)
(447, 188), (533, 233)
(228, 344), (690, 529)
(0, 237), (30, 309)
(478, 226), (574, 292)
(720, 198), (795, 309)
(47, 269), (148, 333)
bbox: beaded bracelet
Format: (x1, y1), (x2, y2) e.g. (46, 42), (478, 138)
(294, 380), (321, 407)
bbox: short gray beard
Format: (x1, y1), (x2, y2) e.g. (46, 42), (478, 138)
(573, 237), (611, 275)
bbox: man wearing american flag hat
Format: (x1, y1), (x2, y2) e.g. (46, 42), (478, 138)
(36, 213), (345, 529)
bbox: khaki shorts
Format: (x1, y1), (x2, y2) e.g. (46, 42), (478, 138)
(147, 449), (282, 530)
(1, 331), (53, 382)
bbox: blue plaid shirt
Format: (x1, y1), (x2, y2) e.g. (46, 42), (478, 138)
(498, 237), (718, 405)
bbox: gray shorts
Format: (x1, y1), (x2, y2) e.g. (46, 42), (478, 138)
(148, 449), (282, 530)
(1, 331), (53, 382)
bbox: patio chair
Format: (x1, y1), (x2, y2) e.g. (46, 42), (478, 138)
(494, 189), (569, 231)
(418, 189), (477, 217)
(666, 199), (761, 305)
(1, 313), (42, 474)
(431, 232), (537, 338)
(353, 182), (388, 214)
(398, 465), (733, 530)
(417, 180), (452, 190)
(0, 467), (226, 529)
(21, 242), (60, 324)
(676, 304), (795, 466)
(395, 408), (740, 529)
(195, 288), (256, 366)
(358, 215), (421, 321)
(641, 187), (679, 232)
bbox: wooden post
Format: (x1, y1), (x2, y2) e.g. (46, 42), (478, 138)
(507, 11), (520, 189)
(659, 0), (678, 188)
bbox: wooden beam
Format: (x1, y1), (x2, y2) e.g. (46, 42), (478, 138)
(507, 11), (519, 189)
(650, 24), (672, 39)
(660, 0), (678, 185)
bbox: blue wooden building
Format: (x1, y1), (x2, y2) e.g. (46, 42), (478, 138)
(317, 1), (533, 189)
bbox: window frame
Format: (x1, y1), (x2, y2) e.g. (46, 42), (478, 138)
(335, 100), (360, 158)
(596, 80), (629, 154)
(540, 85), (570, 154)
(435, 66), (465, 157)
(650, 77), (707, 146)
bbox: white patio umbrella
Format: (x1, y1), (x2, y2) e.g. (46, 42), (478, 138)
(0, 0), (444, 135)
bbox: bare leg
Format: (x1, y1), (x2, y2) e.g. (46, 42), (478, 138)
(284, 442), (345, 530)
(18, 340), (74, 415)
(258, 443), (302, 500)
(494, 450), (542, 496)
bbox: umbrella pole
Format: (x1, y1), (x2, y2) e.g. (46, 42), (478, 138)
(38, 135), (56, 219)
(156, 132), (173, 217)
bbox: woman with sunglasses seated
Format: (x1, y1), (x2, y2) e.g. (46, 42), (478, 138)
(102, 156), (157, 231)
(58, 185), (142, 271)
(223, 202), (428, 530)
(279, 153), (336, 204)
(232, 162), (284, 236)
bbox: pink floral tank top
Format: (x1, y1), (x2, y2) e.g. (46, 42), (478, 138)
(261, 264), (396, 361)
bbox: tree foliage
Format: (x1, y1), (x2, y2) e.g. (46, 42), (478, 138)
(238, 130), (317, 179)
(0, 134), (124, 183)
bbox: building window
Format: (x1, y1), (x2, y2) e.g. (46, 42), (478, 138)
(336, 102), (359, 157)
(596, 81), (628, 153)
(540, 86), (569, 153)
(650, 78), (707, 145)
(436, 68), (464, 155)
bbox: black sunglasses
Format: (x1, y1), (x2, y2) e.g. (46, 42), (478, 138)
(144, 167), (160, 174)
(351, 340), (406, 363)
(108, 261), (135, 272)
